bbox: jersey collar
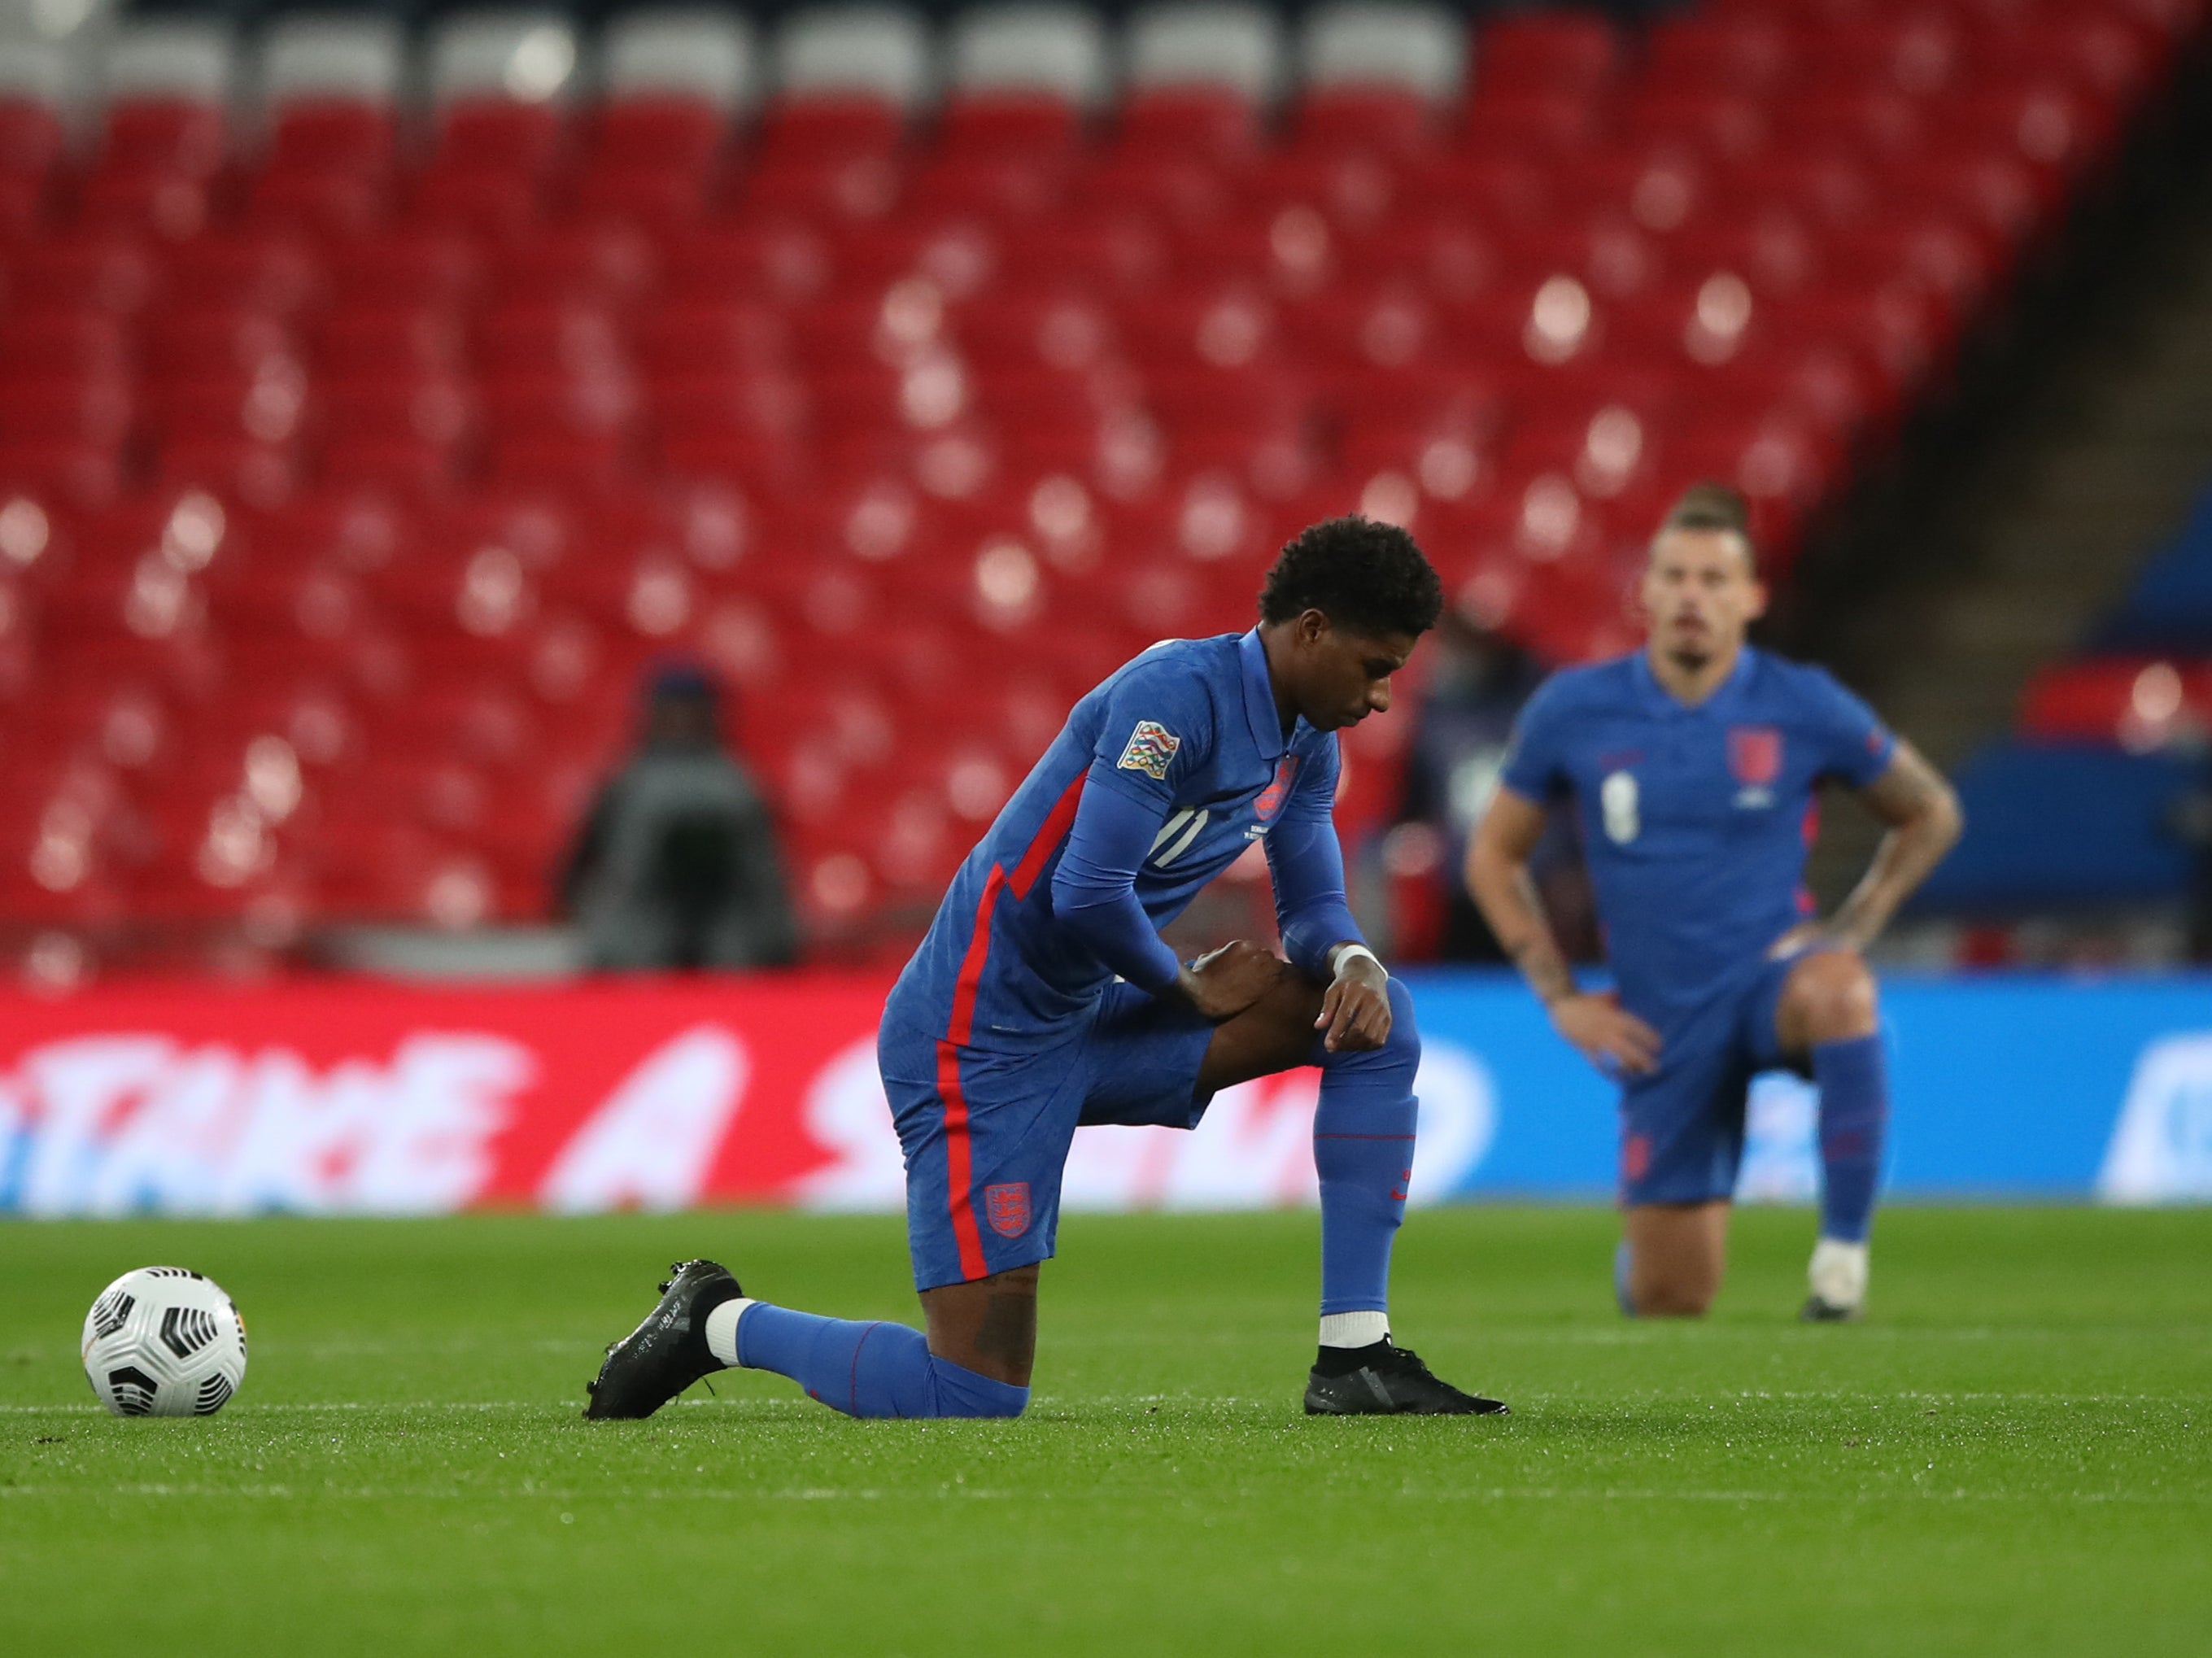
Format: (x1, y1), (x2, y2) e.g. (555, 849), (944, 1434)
(1239, 627), (1289, 758)
(1632, 644), (1759, 716)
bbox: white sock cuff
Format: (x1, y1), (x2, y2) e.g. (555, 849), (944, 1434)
(1319, 1310), (1390, 1348)
(704, 1297), (756, 1368)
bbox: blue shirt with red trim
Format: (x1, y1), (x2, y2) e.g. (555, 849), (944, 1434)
(1499, 647), (1896, 1029)
(885, 629), (1350, 1051)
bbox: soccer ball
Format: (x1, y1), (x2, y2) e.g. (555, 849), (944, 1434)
(81, 1267), (248, 1418)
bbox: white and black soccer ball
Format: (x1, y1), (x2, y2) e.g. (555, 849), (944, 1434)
(81, 1267), (247, 1418)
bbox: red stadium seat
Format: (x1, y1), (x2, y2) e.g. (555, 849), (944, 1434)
(903, 155), (1068, 221)
(76, 166), (217, 240)
(662, 222), (838, 306)
(1472, 15), (1622, 97)
(1641, 16), (1800, 98)
(1723, 155), (1880, 229)
(164, 233), (325, 316)
(407, 167), (543, 235)
(740, 151), (907, 222)
(0, 308), (130, 377)
(1114, 88), (1263, 164)
(1292, 89), (1445, 160)
(574, 164), (719, 232)
(0, 95), (64, 181)
(2018, 657), (2212, 743)
(1617, 89), (1774, 162)
(1767, 87), (1927, 162)
(1458, 88), (1606, 159)
(573, 98), (734, 229)
(266, 98), (398, 174)
(585, 95), (732, 176)
(327, 229), (485, 310)
(98, 98), (226, 177)
(940, 91), (1087, 160)
(760, 94), (907, 164)
(1795, 18), (1961, 99)
(0, 440), (125, 506)
(996, 214), (1171, 299)
(431, 98), (566, 176)
(246, 167), (391, 237)
(11, 233), (160, 314)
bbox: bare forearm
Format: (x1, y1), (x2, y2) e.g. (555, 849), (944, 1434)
(1831, 814), (1957, 948)
(1470, 851), (1577, 1006)
(1829, 744), (1965, 949)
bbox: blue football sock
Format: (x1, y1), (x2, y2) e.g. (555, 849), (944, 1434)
(1614, 1240), (1637, 1317)
(735, 1304), (1030, 1420)
(1312, 978), (1420, 1317)
(1813, 1032), (1887, 1244)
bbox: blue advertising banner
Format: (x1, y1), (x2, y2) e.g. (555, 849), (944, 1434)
(1402, 971), (2212, 1202)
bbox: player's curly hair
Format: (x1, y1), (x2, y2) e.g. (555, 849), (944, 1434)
(1259, 516), (1443, 638)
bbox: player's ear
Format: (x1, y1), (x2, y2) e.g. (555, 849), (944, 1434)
(1747, 578), (1769, 622)
(1298, 608), (1331, 645)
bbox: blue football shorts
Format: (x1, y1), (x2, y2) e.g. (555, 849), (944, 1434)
(879, 980), (1219, 1291)
(1616, 953), (1813, 1206)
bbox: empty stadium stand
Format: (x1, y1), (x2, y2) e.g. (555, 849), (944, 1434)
(0, 0), (2201, 966)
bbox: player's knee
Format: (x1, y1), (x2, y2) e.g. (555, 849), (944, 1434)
(1627, 1254), (1718, 1317)
(1631, 1279), (1716, 1318)
(1787, 950), (1878, 1043)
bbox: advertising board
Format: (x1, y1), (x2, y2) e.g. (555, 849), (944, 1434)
(2, 973), (2205, 1215)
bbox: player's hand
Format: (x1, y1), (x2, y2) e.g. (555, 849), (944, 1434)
(1315, 951), (1391, 1053)
(1178, 940), (1283, 1022)
(1550, 991), (1661, 1077)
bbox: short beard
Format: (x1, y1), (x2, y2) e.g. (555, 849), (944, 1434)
(1665, 641), (1712, 673)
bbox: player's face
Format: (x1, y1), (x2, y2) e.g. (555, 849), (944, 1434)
(1298, 616), (1420, 731)
(1641, 530), (1765, 666)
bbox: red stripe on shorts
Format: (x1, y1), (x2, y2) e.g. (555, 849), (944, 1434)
(938, 864), (1006, 1281)
(937, 771), (1089, 1283)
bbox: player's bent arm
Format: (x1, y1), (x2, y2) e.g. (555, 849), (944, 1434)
(1467, 788), (1661, 1076)
(1465, 788), (1577, 1007)
(1052, 777), (1189, 995)
(1264, 805), (1392, 1051)
(1825, 740), (1965, 952)
(1054, 776), (1279, 1020)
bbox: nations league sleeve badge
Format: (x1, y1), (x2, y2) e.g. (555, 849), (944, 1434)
(1117, 720), (1181, 780)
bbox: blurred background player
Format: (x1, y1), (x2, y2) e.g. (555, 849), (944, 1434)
(585, 518), (1509, 1420)
(1466, 484), (1964, 1321)
(557, 663), (797, 973)
(1395, 613), (1596, 964)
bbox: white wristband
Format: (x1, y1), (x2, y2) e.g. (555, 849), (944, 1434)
(1332, 944), (1385, 979)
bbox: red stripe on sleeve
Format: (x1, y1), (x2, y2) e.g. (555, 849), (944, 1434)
(1008, 772), (1087, 901)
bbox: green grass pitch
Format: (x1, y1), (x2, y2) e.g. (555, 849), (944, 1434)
(2, 1206), (2208, 1656)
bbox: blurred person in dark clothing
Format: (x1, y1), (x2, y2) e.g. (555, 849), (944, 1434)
(558, 663), (798, 971)
(1397, 613), (1595, 962)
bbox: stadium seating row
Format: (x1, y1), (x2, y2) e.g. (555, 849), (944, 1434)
(0, 0), (2199, 949)
(1919, 484), (2212, 918)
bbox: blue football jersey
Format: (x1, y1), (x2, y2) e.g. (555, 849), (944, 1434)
(887, 629), (1340, 1049)
(1499, 647), (1896, 1029)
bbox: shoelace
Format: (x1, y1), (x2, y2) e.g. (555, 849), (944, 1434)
(1382, 1345), (1433, 1378)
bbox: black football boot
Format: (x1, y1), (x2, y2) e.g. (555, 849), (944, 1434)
(583, 1259), (744, 1420)
(1799, 1294), (1862, 1323)
(1302, 1341), (1510, 1416)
